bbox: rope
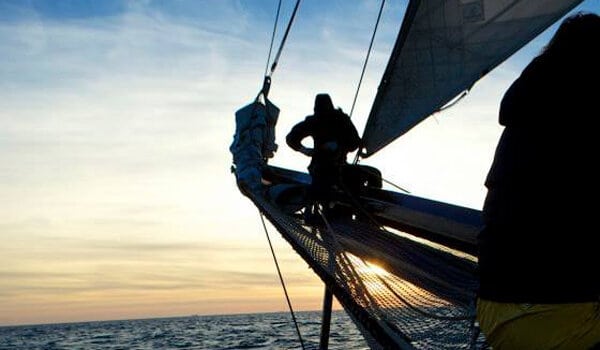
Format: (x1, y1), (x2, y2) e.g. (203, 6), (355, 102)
(350, 0), (385, 165)
(351, 165), (410, 194)
(258, 0), (301, 99)
(258, 212), (306, 350)
(268, 0), (302, 77)
(381, 176), (410, 194)
(264, 0), (283, 78)
(350, 0), (386, 118)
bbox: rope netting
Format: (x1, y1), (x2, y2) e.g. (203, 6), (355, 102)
(245, 189), (486, 349)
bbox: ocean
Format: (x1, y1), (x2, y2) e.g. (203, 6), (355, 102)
(0, 310), (368, 350)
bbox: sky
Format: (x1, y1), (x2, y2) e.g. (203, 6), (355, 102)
(1, 0), (597, 326)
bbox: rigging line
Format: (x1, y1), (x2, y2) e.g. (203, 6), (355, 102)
(350, 166), (410, 194)
(258, 212), (306, 350)
(352, 147), (362, 165)
(350, 0), (386, 119)
(381, 176), (410, 194)
(269, 0), (301, 77)
(264, 0), (283, 78)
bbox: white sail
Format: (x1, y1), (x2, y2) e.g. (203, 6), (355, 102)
(361, 0), (583, 157)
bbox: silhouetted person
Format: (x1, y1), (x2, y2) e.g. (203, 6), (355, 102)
(477, 13), (600, 349)
(286, 94), (360, 203)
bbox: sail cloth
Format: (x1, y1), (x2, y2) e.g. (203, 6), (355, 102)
(230, 99), (279, 193)
(361, 0), (583, 157)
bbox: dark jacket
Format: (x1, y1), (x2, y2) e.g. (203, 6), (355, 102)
(478, 55), (599, 303)
(286, 108), (360, 172)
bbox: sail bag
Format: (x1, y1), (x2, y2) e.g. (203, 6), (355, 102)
(230, 99), (279, 193)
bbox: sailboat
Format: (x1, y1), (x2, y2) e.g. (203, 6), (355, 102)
(230, 1), (586, 349)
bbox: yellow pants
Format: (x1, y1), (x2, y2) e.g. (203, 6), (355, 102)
(477, 299), (600, 349)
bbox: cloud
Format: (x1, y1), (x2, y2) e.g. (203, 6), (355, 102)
(2, 0), (593, 326)
(0, 0), (126, 21)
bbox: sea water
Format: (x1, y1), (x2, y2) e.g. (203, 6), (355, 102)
(0, 310), (369, 350)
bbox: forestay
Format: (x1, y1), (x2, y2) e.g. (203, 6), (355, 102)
(361, 0), (583, 156)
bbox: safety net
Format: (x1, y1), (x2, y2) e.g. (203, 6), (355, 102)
(243, 184), (486, 349)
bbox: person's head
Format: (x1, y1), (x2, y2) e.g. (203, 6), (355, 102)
(314, 94), (334, 115)
(541, 12), (600, 61)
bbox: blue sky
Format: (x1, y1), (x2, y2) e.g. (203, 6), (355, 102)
(0, 0), (597, 326)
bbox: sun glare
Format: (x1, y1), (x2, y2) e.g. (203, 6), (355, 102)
(364, 261), (389, 277)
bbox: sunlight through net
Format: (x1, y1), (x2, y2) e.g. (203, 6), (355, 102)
(246, 191), (485, 350)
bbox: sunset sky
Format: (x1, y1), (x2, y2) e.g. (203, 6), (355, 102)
(1, 0), (596, 326)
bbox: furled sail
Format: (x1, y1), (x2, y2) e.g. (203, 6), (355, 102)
(361, 0), (583, 157)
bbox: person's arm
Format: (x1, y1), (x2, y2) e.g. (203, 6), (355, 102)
(339, 113), (361, 152)
(347, 121), (360, 152)
(286, 119), (314, 156)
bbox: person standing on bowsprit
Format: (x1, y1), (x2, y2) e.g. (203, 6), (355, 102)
(286, 94), (361, 204)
